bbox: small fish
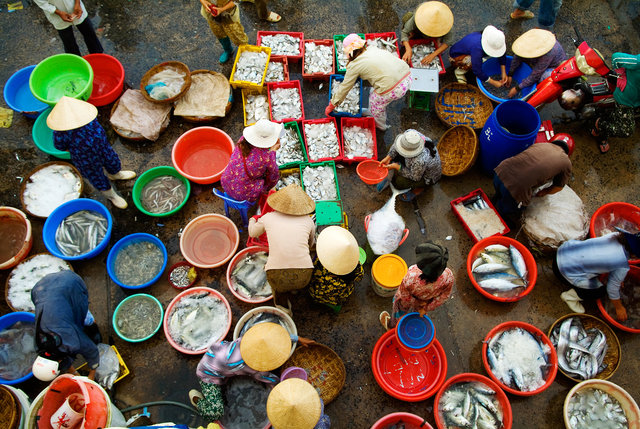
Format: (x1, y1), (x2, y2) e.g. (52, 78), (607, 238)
(234, 51), (268, 84)
(276, 128), (305, 166)
(331, 80), (361, 115)
(411, 42), (442, 71)
(265, 61), (286, 83)
(302, 165), (338, 201)
(141, 175), (187, 214)
(303, 122), (340, 161)
(366, 37), (399, 56)
(114, 241), (164, 286)
(55, 210), (108, 257)
(269, 87), (302, 121)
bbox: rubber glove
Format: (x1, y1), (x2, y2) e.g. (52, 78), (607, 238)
(324, 103), (335, 116)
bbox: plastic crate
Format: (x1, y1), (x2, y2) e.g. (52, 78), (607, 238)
(300, 161), (341, 201)
(408, 91), (432, 111)
(301, 117), (343, 163)
(450, 188), (510, 242)
(333, 33), (365, 74)
(535, 119), (554, 143)
(241, 86), (269, 127)
(408, 38), (446, 75)
(245, 191), (275, 248)
(365, 32), (400, 58)
(315, 200), (345, 226)
(302, 39), (335, 80)
(277, 121), (308, 170)
(76, 345), (130, 385)
(229, 44), (271, 90)
(328, 74), (363, 118)
(267, 80), (305, 123)
(265, 56), (290, 83)
(340, 116), (378, 164)
(256, 31), (304, 62)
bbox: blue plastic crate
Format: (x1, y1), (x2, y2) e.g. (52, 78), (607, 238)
(328, 74), (363, 118)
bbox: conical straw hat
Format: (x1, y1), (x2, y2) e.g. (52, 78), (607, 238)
(240, 322), (291, 371)
(415, 2), (454, 38)
(317, 226), (359, 275)
(267, 184), (315, 216)
(46, 96), (98, 131)
(267, 378), (322, 429)
(512, 29), (556, 58)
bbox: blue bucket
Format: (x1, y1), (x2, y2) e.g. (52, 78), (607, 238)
(396, 312), (435, 352)
(106, 233), (168, 289)
(3, 65), (49, 118)
(476, 56), (537, 103)
(32, 107), (71, 159)
(479, 99), (541, 173)
(0, 311), (36, 385)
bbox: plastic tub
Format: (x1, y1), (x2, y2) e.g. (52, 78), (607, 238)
(356, 160), (387, 185)
(29, 54), (94, 105)
(42, 198), (112, 261)
(482, 321), (558, 396)
(371, 254), (408, 297)
(4, 385), (31, 429)
(167, 261), (198, 290)
(229, 45), (271, 90)
(597, 265), (640, 333)
(340, 117), (377, 163)
(371, 412), (433, 429)
(433, 373), (512, 429)
(329, 74), (363, 118)
(132, 166), (191, 217)
(478, 99), (541, 173)
(301, 117), (343, 163)
(180, 214), (239, 268)
(106, 233), (167, 289)
(476, 56), (537, 103)
(396, 312), (435, 353)
(256, 31), (304, 62)
(0, 207), (32, 270)
(450, 188), (510, 242)
(233, 306), (297, 357)
(0, 312), (36, 385)
(589, 201), (640, 265)
(467, 236), (537, 302)
(112, 293), (164, 342)
(364, 32), (401, 58)
(333, 34), (365, 74)
(267, 80), (304, 123)
(281, 366), (308, 381)
(84, 53), (125, 106)
(226, 246), (272, 304)
(3, 65), (48, 118)
(302, 39), (335, 80)
(32, 107), (70, 159)
(172, 127), (234, 184)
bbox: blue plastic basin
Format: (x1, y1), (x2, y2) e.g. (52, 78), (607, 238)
(3, 65), (49, 118)
(106, 233), (168, 289)
(476, 56), (537, 103)
(0, 311), (36, 385)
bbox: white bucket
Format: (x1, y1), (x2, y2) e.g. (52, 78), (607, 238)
(50, 393), (85, 429)
(371, 275), (399, 297)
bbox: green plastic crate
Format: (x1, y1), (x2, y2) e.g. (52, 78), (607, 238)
(299, 161), (341, 201)
(278, 121), (308, 170)
(408, 91), (431, 111)
(333, 33), (365, 74)
(315, 200), (344, 226)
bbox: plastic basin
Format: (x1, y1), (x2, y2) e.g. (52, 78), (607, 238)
(112, 293), (164, 342)
(467, 236), (537, 302)
(482, 321), (558, 396)
(396, 312), (435, 352)
(476, 56), (537, 103)
(371, 412), (433, 429)
(84, 53), (125, 106)
(597, 265), (640, 333)
(106, 233), (168, 289)
(0, 312), (36, 385)
(356, 160), (387, 185)
(3, 65), (49, 118)
(226, 246), (272, 304)
(32, 107), (71, 159)
(42, 198), (113, 261)
(180, 214), (239, 268)
(29, 54), (94, 106)
(167, 261), (198, 290)
(589, 202), (640, 265)
(0, 207), (33, 270)
(172, 127), (234, 184)
(233, 306), (297, 357)
(132, 166), (191, 217)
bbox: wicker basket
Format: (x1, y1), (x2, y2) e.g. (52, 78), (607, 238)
(110, 96), (170, 141)
(0, 385), (21, 429)
(140, 61), (191, 104)
(181, 70), (232, 123)
(282, 341), (345, 404)
(548, 313), (621, 383)
(20, 161), (83, 218)
(435, 82), (493, 129)
(438, 125), (478, 176)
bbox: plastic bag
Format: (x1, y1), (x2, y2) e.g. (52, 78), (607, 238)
(147, 68), (186, 100)
(95, 343), (120, 389)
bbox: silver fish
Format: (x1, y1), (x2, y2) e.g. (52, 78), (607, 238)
(141, 175), (187, 214)
(304, 42), (333, 75)
(234, 51), (268, 84)
(115, 294), (162, 340)
(366, 184), (409, 255)
(269, 87), (303, 121)
(260, 34), (301, 56)
(169, 264), (195, 288)
(265, 61), (286, 83)
(342, 125), (374, 159)
(366, 36), (398, 55)
(231, 251), (272, 299)
(276, 173), (301, 190)
(113, 240), (164, 286)
(244, 94), (270, 125)
(276, 127), (305, 166)
(331, 80), (361, 115)
(411, 42), (443, 71)
(472, 245), (528, 298)
(55, 210), (108, 256)
(168, 292), (229, 351)
(566, 388), (628, 429)
(549, 317), (608, 380)
(303, 122), (339, 161)
(302, 165), (338, 201)
(438, 381), (504, 429)
(335, 39), (348, 70)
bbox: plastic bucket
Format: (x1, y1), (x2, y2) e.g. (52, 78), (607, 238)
(371, 412), (433, 429)
(32, 108), (70, 159)
(179, 214), (240, 268)
(112, 293), (164, 342)
(132, 166), (191, 217)
(171, 127), (234, 184)
(589, 202), (640, 265)
(476, 56), (537, 103)
(396, 313), (435, 353)
(84, 54), (125, 106)
(281, 366), (308, 381)
(0, 207), (33, 270)
(478, 99), (541, 173)
(0, 312), (36, 385)
(29, 54), (94, 106)
(371, 254), (407, 297)
(3, 66), (49, 118)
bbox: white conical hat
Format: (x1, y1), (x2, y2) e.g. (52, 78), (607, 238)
(46, 96), (98, 131)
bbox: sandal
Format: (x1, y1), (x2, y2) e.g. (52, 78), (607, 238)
(599, 140), (610, 153)
(379, 311), (390, 330)
(510, 10), (534, 19)
(266, 11), (281, 22)
(188, 389), (203, 407)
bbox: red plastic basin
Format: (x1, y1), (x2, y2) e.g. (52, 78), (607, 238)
(371, 412), (433, 429)
(172, 127), (234, 184)
(597, 265), (640, 333)
(226, 246), (272, 304)
(590, 202), (640, 265)
(356, 160), (387, 185)
(84, 54), (125, 106)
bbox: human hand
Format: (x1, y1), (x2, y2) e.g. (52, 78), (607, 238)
(507, 87), (518, 98)
(73, 3), (82, 18)
(385, 162), (401, 171)
(297, 336), (313, 346)
(208, 4), (220, 16)
(379, 156), (391, 166)
(488, 78), (502, 88)
(500, 72), (508, 85)
(615, 305), (628, 322)
(270, 141), (281, 152)
(87, 369), (96, 381)
(421, 53), (436, 65)
(505, 76), (513, 87)
(324, 103), (335, 116)
(56, 9), (75, 22)
(402, 50), (412, 65)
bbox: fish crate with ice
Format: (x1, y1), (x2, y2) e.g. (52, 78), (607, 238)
(242, 86), (269, 126)
(267, 80), (305, 123)
(300, 161), (341, 202)
(302, 118), (343, 163)
(340, 117), (378, 163)
(328, 74), (363, 118)
(256, 31), (304, 62)
(264, 56), (290, 83)
(229, 45), (271, 90)
(450, 188), (510, 242)
(364, 32), (400, 58)
(408, 39), (445, 75)
(277, 122), (308, 170)
(302, 39), (335, 80)
(333, 33), (365, 74)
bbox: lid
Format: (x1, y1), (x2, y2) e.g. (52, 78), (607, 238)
(372, 254), (408, 288)
(358, 247), (366, 265)
(396, 313), (435, 351)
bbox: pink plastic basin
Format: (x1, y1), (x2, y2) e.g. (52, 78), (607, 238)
(180, 214), (239, 268)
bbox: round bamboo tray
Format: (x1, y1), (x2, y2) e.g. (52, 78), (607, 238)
(438, 125), (478, 176)
(110, 96), (170, 141)
(140, 61), (191, 104)
(20, 161), (83, 218)
(0, 385), (20, 429)
(180, 70), (232, 123)
(435, 82), (493, 129)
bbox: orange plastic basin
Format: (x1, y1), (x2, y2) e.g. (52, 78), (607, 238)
(172, 127), (234, 184)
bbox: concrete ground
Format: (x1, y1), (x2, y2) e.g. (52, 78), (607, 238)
(1, 0), (640, 427)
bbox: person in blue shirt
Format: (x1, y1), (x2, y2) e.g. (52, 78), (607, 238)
(448, 25), (507, 87)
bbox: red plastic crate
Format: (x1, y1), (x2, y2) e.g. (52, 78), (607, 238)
(450, 188), (510, 242)
(365, 32), (400, 58)
(302, 39), (335, 81)
(267, 80), (305, 123)
(301, 117), (343, 163)
(245, 192), (274, 248)
(408, 38), (446, 75)
(265, 56), (290, 83)
(534, 119), (554, 143)
(340, 117), (378, 164)
(256, 31), (304, 62)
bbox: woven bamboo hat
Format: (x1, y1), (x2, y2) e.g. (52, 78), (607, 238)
(317, 226), (359, 275)
(415, 2), (454, 38)
(267, 378), (322, 429)
(46, 96), (98, 131)
(512, 29), (556, 58)
(240, 322), (291, 371)
(267, 184), (315, 216)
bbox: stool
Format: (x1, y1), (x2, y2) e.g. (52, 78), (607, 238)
(408, 91), (432, 110)
(213, 188), (253, 229)
(408, 68), (439, 111)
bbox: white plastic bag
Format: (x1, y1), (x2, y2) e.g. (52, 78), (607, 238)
(95, 343), (120, 390)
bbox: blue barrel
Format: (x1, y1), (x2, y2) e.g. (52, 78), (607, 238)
(479, 100), (541, 173)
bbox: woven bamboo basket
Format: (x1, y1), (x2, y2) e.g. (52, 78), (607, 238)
(282, 341), (345, 404)
(548, 313), (621, 383)
(180, 70), (232, 123)
(435, 82), (493, 129)
(438, 125), (478, 176)
(110, 96), (170, 141)
(20, 161), (83, 218)
(140, 61), (191, 104)
(0, 385), (21, 428)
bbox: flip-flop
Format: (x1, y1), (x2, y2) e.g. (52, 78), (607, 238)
(267, 11), (281, 22)
(510, 10), (534, 19)
(379, 311), (390, 330)
(599, 140), (610, 153)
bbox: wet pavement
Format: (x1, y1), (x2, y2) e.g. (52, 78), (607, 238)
(1, 0), (640, 427)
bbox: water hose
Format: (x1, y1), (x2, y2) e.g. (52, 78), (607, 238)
(119, 401), (198, 414)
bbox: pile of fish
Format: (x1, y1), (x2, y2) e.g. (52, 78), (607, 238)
(411, 43), (443, 71)
(270, 87), (303, 121)
(366, 36), (398, 55)
(239, 311), (293, 337)
(233, 50), (268, 84)
(331, 80), (361, 115)
(169, 264), (197, 288)
(486, 327), (551, 392)
(115, 294), (162, 340)
(260, 34), (301, 56)
(343, 125), (374, 159)
(304, 122), (340, 161)
(438, 381), (505, 429)
(55, 210), (108, 257)
(95, 343), (120, 389)
(335, 39), (348, 70)
(471, 243), (528, 298)
(265, 61), (286, 82)
(482, 75), (520, 99)
(276, 172), (301, 190)
(7, 254), (71, 312)
(367, 185), (408, 255)
(566, 387), (628, 429)
(0, 321), (37, 381)
(168, 292), (229, 351)
(231, 251), (272, 299)
(244, 93), (270, 125)
(113, 240), (165, 286)
(22, 164), (82, 217)
(141, 175), (188, 214)
(604, 274), (640, 329)
(304, 42), (333, 75)
(219, 377), (271, 429)
(302, 165), (338, 201)
(454, 196), (507, 240)
(276, 127), (305, 166)
(549, 317), (608, 380)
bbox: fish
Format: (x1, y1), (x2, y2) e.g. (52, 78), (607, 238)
(269, 87), (303, 121)
(479, 278), (521, 291)
(168, 292), (229, 351)
(115, 294), (162, 340)
(0, 321), (37, 381)
(301, 165), (338, 201)
(509, 246), (527, 279)
(471, 244), (529, 298)
(566, 387), (628, 429)
(265, 61), (286, 83)
(331, 80), (361, 115)
(411, 42), (443, 71)
(239, 311), (291, 337)
(141, 175), (188, 214)
(304, 42), (333, 75)
(7, 254), (71, 312)
(549, 317), (608, 380)
(438, 381), (504, 429)
(334, 39), (348, 70)
(366, 37), (398, 56)
(55, 210), (108, 257)
(342, 125), (374, 159)
(473, 263), (511, 274)
(113, 240), (165, 286)
(169, 264), (197, 288)
(231, 251), (272, 299)
(276, 127), (305, 166)
(244, 94), (270, 124)
(260, 34), (301, 56)
(303, 122), (340, 161)
(366, 184), (409, 255)
(234, 51), (269, 84)
(276, 173), (301, 190)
